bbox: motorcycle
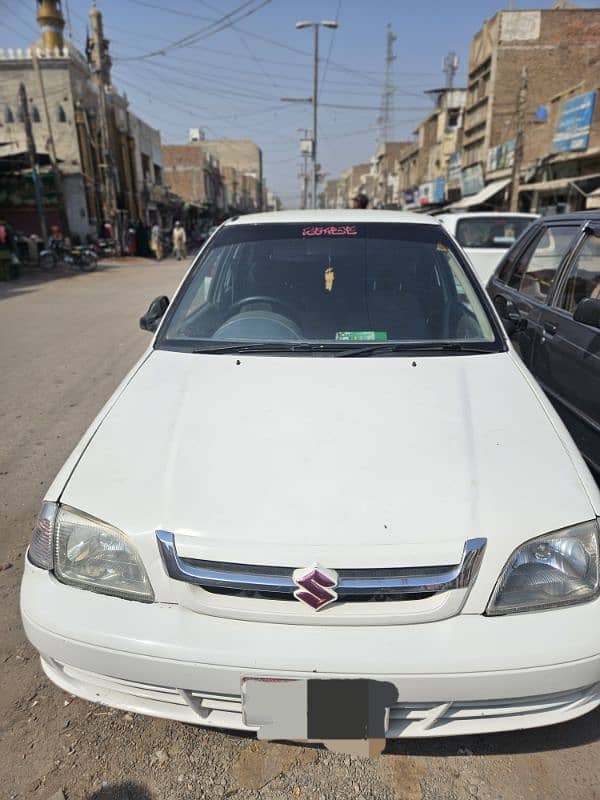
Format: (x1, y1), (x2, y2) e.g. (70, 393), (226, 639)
(39, 239), (98, 272)
(93, 238), (120, 259)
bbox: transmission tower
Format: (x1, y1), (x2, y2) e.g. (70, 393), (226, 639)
(443, 52), (459, 89)
(378, 24), (397, 144)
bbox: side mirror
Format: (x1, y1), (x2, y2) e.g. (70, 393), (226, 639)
(140, 295), (169, 332)
(493, 296), (526, 336)
(573, 297), (600, 330)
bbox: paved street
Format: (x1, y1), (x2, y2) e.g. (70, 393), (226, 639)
(2, 257), (600, 800)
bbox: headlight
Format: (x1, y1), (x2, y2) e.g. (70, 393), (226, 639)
(486, 521), (600, 616)
(53, 506), (154, 602)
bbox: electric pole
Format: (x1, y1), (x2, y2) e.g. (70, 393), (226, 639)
(89, 4), (119, 240)
(294, 21), (337, 209)
(19, 83), (48, 245)
(378, 24), (397, 144)
(510, 66), (528, 212)
(298, 128), (310, 209)
(311, 24), (319, 210)
(32, 53), (69, 237)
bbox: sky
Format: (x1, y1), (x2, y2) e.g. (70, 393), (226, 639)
(3, 0), (600, 207)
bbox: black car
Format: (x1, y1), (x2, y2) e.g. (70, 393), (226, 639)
(487, 211), (600, 481)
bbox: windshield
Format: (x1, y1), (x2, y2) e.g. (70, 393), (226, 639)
(159, 222), (500, 352)
(455, 216), (534, 249)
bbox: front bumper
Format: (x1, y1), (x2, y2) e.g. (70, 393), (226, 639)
(21, 562), (600, 737)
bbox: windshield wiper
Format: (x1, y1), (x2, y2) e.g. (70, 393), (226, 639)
(336, 342), (496, 357)
(191, 342), (340, 355)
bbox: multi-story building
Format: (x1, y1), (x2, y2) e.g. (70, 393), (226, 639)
(324, 179), (338, 209)
(412, 88), (466, 210)
(197, 136), (264, 212)
(462, 6), (600, 208)
(163, 145), (223, 220)
(370, 142), (413, 208)
(0, 1), (167, 239)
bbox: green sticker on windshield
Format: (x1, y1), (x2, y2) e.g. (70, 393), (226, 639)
(335, 331), (388, 342)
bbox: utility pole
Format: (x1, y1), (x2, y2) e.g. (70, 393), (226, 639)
(311, 24), (319, 210)
(294, 20), (337, 209)
(378, 24), (397, 144)
(89, 4), (119, 240)
(32, 53), (69, 237)
(19, 83), (48, 245)
(509, 66), (528, 212)
(298, 128), (310, 209)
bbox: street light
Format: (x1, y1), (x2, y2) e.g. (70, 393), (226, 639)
(294, 19), (338, 208)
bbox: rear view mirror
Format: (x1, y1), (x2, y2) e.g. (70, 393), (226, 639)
(140, 295), (169, 332)
(573, 297), (600, 330)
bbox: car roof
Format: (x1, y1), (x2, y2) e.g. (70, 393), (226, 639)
(437, 212), (538, 220)
(535, 210), (600, 225)
(224, 209), (440, 226)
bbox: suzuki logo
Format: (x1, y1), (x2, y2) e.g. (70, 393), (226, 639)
(292, 564), (339, 610)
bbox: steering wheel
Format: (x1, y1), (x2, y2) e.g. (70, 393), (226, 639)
(227, 296), (301, 326)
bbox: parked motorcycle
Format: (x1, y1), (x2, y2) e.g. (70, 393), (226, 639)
(39, 239), (98, 272)
(93, 238), (120, 259)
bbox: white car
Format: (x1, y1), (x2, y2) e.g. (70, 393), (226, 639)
(21, 210), (600, 749)
(437, 212), (538, 285)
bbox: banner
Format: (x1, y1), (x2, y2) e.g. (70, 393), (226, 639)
(487, 139), (515, 172)
(460, 164), (484, 197)
(552, 91), (596, 153)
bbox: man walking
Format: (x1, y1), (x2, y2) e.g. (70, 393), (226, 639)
(150, 221), (163, 261)
(172, 221), (187, 261)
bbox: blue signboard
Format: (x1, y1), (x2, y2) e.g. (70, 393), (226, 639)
(552, 91), (596, 153)
(432, 176), (446, 204)
(461, 164), (484, 197)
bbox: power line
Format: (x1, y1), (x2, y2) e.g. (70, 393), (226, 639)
(114, 0), (271, 62)
(319, 0), (342, 99)
(0, 0), (39, 36)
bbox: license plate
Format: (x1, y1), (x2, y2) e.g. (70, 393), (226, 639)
(242, 677), (396, 752)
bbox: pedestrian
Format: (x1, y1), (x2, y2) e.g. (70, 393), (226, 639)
(136, 219), (150, 258)
(351, 193), (369, 209)
(150, 221), (163, 261)
(172, 220), (187, 261)
(126, 224), (136, 256)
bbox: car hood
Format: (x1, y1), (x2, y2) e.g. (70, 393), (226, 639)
(60, 349), (594, 568)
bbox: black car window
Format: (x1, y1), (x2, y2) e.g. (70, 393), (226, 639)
(507, 225), (577, 301)
(558, 234), (600, 314)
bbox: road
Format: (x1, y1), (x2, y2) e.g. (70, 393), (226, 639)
(2, 257), (600, 800)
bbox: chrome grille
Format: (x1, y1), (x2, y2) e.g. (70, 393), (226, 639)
(156, 532), (486, 604)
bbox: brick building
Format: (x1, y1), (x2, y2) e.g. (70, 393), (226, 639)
(462, 6), (600, 209)
(162, 145), (223, 220)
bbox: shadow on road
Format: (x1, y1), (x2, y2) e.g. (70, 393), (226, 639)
(0, 262), (122, 301)
(384, 706), (600, 757)
(86, 781), (154, 800)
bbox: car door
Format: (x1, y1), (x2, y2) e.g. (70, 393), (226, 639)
(488, 223), (577, 364)
(532, 228), (600, 478)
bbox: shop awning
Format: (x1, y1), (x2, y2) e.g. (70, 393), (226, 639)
(448, 178), (511, 210)
(518, 172), (600, 194)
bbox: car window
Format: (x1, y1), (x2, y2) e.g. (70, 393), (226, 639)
(507, 225), (577, 301)
(161, 223), (499, 349)
(558, 234), (600, 314)
(455, 216), (534, 249)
